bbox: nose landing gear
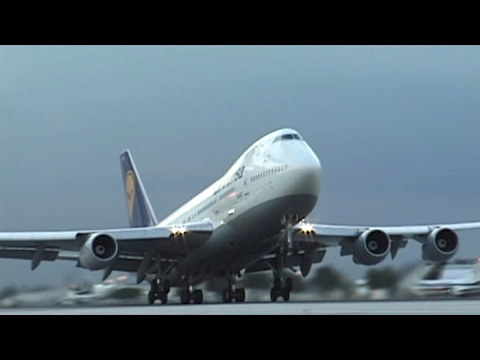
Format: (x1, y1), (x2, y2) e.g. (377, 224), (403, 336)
(269, 215), (298, 302)
(269, 244), (294, 302)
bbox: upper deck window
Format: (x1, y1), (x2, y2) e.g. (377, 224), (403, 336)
(273, 133), (303, 143)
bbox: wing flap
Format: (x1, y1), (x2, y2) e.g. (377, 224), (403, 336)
(0, 248), (59, 261)
(0, 231), (80, 251)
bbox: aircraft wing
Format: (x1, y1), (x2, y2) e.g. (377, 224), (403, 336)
(0, 219), (213, 282)
(246, 221), (480, 277)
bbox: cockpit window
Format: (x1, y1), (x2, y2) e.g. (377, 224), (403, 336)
(273, 133), (303, 143)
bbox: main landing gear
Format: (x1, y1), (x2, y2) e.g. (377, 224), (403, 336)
(270, 275), (293, 302)
(148, 278), (170, 305)
(179, 287), (204, 304)
(222, 273), (246, 303)
(148, 280), (205, 305)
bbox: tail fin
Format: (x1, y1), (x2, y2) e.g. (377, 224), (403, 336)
(120, 150), (158, 227)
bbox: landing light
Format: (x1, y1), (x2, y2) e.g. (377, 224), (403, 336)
(300, 223), (314, 234)
(170, 225), (187, 236)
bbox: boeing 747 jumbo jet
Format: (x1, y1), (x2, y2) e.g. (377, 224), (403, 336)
(0, 128), (479, 304)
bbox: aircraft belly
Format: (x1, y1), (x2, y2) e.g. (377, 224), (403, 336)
(168, 194), (317, 284)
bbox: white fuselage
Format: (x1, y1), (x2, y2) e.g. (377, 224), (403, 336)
(157, 128), (322, 284)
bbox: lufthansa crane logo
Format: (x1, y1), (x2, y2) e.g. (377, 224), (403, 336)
(125, 170), (136, 220)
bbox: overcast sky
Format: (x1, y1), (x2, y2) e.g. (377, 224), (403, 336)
(0, 45), (479, 288)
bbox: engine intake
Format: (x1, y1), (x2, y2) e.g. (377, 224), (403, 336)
(79, 233), (118, 270)
(422, 228), (458, 262)
(353, 229), (391, 265)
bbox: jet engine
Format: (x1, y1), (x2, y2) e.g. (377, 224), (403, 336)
(352, 229), (391, 265)
(79, 233), (118, 270)
(421, 228), (458, 262)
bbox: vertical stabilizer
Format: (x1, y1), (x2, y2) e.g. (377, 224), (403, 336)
(120, 150), (158, 227)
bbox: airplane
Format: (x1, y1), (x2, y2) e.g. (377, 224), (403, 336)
(0, 127), (479, 305)
(59, 275), (146, 306)
(408, 258), (480, 298)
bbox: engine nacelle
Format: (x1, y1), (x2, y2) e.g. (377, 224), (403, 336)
(79, 233), (118, 270)
(352, 229), (391, 265)
(421, 228), (458, 262)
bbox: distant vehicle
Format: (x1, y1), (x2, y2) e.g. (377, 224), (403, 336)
(410, 258), (480, 297)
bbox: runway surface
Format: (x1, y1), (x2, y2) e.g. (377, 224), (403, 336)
(2, 299), (479, 315)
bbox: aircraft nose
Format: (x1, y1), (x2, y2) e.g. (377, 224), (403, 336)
(291, 158), (322, 196)
(284, 145), (322, 197)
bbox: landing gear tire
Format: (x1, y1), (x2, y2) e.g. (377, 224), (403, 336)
(270, 287), (279, 302)
(163, 280), (171, 294)
(234, 288), (246, 303)
(222, 288), (234, 303)
(148, 291), (155, 305)
(286, 278), (293, 292)
(281, 289), (290, 302)
(180, 288), (192, 304)
(192, 289), (203, 304)
(270, 283), (291, 302)
(159, 292), (168, 304)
